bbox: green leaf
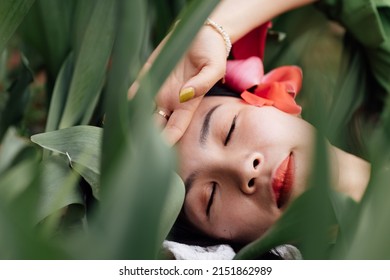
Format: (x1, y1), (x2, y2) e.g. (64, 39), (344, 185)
(0, 56), (34, 140)
(71, 0), (96, 56)
(58, 0), (116, 128)
(157, 173), (185, 247)
(45, 53), (74, 132)
(37, 0), (75, 76)
(36, 156), (84, 227)
(101, 0), (146, 179)
(83, 127), (180, 259)
(0, 155), (37, 204)
(0, 0), (36, 54)
(31, 125), (102, 199)
(342, 126), (390, 259)
(18, 0), (75, 77)
(0, 127), (29, 174)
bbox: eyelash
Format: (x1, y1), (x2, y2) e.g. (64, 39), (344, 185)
(224, 115), (237, 146)
(206, 182), (216, 217)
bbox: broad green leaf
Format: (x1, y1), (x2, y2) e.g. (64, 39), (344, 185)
(31, 125), (102, 199)
(58, 0), (116, 128)
(342, 120), (390, 259)
(345, 164), (390, 259)
(18, 0), (75, 77)
(327, 191), (359, 258)
(0, 156), (37, 204)
(82, 125), (179, 259)
(0, 205), (67, 259)
(157, 172), (185, 247)
(36, 156), (84, 229)
(37, 0), (75, 75)
(45, 53), (74, 132)
(101, 0), (146, 179)
(0, 142), (67, 259)
(71, 0), (96, 56)
(0, 0), (36, 54)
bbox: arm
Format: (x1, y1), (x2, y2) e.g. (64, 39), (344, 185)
(210, 0), (318, 43)
(155, 0), (318, 145)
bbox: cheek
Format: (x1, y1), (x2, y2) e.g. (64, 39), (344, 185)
(237, 109), (285, 146)
(240, 107), (314, 149)
(213, 198), (280, 243)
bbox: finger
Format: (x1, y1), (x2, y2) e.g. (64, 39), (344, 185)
(154, 108), (170, 128)
(162, 99), (202, 145)
(179, 63), (225, 103)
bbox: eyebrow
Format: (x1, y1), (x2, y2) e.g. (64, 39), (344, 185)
(200, 104), (221, 146)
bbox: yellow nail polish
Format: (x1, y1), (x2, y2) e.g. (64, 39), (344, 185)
(179, 87), (195, 103)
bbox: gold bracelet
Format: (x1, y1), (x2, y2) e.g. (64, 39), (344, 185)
(205, 18), (232, 57)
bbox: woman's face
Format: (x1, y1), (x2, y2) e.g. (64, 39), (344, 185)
(177, 96), (316, 243)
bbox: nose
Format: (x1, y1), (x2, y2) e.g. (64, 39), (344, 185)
(239, 152), (263, 195)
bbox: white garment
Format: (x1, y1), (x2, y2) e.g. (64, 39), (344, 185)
(163, 240), (302, 260)
(163, 240), (236, 260)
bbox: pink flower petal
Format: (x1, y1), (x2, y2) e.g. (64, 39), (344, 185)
(225, 56), (264, 92)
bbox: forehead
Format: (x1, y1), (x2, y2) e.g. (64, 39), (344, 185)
(197, 95), (239, 114)
(183, 96), (240, 135)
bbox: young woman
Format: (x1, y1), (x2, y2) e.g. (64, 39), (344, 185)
(156, 0), (390, 258)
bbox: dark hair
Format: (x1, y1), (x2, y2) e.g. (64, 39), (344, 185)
(205, 82), (241, 98)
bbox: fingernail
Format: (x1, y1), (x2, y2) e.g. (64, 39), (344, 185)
(179, 87), (195, 103)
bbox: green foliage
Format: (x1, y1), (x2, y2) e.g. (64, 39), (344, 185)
(0, 0), (214, 259)
(1, 0), (390, 260)
(0, 0), (35, 54)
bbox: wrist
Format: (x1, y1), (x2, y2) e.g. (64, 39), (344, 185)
(204, 18), (232, 57)
(209, 0), (319, 43)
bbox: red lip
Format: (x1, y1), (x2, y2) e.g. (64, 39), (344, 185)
(272, 152), (294, 208)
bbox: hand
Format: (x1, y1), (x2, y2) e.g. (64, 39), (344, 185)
(153, 25), (228, 145)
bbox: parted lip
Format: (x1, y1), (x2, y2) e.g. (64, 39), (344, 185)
(272, 152), (294, 208)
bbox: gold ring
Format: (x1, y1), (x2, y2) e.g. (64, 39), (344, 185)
(156, 110), (170, 121)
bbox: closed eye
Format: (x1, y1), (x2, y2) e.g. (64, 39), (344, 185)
(206, 182), (216, 217)
(224, 115), (237, 146)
